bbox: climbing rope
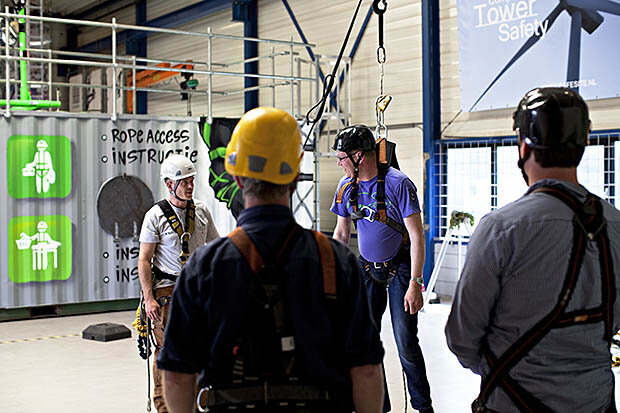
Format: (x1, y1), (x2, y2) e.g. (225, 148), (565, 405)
(304, 0), (365, 148)
(132, 304), (151, 360)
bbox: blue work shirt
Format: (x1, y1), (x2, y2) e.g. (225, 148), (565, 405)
(158, 205), (384, 406)
(446, 179), (620, 412)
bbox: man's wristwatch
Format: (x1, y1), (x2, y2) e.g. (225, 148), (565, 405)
(412, 276), (424, 286)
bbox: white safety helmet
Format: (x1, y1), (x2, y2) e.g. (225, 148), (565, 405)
(37, 221), (48, 231)
(36, 139), (48, 150)
(160, 154), (197, 182)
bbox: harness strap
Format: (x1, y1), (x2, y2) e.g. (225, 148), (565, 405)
(350, 177), (360, 216)
(313, 231), (337, 297)
(473, 185), (615, 412)
(533, 187), (615, 341)
(227, 225), (337, 298)
(228, 227), (264, 274)
(481, 344), (553, 413)
(336, 181), (352, 204)
(157, 199), (196, 265)
(376, 137), (388, 164)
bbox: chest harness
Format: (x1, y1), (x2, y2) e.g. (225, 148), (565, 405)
(336, 138), (408, 287)
(473, 185), (616, 413)
(197, 222), (338, 412)
(156, 199), (196, 267)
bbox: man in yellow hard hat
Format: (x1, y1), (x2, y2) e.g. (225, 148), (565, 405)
(158, 107), (385, 413)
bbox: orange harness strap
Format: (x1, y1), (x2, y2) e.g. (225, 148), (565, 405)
(228, 226), (337, 298)
(312, 230), (337, 297)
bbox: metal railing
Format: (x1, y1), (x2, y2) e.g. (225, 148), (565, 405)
(0, 10), (320, 121)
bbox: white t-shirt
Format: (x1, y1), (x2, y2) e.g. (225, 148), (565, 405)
(139, 198), (220, 286)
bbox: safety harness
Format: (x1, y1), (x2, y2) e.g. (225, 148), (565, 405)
(197, 222), (337, 412)
(156, 199), (196, 265)
(472, 184), (616, 413)
(335, 138), (408, 288)
(132, 199), (197, 398)
(336, 138), (405, 236)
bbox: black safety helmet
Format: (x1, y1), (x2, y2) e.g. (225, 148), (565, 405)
(333, 125), (376, 153)
(512, 87), (589, 150)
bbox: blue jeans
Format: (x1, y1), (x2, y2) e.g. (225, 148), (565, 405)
(358, 255), (433, 412)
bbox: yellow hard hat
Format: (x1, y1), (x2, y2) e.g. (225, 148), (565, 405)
(225, 107), (302, 185)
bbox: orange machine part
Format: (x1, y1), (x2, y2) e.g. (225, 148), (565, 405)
(125, 62), (194, 113)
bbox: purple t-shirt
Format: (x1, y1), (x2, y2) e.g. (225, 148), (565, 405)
(330, 167), (421, 262)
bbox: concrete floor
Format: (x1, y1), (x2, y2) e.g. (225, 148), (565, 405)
(3, 299), (615, 412)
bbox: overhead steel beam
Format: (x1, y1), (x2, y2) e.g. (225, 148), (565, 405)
(233, 0), (259, 111)
(64, 0), (130, 20)
(125, 0), (147, 114)
(79, 0), (233, 53)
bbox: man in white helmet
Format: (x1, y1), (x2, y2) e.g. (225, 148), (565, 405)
(138, 154), (220, 413)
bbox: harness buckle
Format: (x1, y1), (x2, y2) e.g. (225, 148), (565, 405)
(360, 205), (377, 222)
(373, 261), (388, 269)
(180, 232), (192, 242)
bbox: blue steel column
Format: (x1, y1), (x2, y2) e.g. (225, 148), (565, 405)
(422, 0), (440, 284)
(244, 0), (258, 111)
(125, 0), (147, 114)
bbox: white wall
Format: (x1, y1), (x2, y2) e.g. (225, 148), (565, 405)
(76, 6), (136, 49)
(146, 9), (246, 118)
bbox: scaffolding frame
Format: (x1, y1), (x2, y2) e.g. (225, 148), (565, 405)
(0, 10), (318, 119)
(0, 9), (353, 231)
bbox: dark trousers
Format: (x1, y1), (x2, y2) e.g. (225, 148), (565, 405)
(358, 255), (432, 412)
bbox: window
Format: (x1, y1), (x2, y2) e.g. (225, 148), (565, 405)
(435, 132), (619, 239)
(447, 147), (491, 235)
(496, 146), (528, 208)
(577, 145), (605, 198)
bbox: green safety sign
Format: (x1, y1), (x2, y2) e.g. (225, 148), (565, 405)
(8, 215), (73, 283)
(7, 135), (72, 199)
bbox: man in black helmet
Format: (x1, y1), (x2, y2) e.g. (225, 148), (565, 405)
(331, 125), (434, 413)
(446, 87), (620, 412)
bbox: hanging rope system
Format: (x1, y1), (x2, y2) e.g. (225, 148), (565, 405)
(303, 0), (365, 148)
(373, 0), (392, 141)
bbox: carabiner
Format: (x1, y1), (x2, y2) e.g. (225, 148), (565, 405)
(377, 46), (386, 64)
(376, 123), (388, 141)
(197, 387), (211, 412)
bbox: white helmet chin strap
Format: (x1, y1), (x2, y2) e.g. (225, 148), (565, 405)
(170, 180), (191, 203)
